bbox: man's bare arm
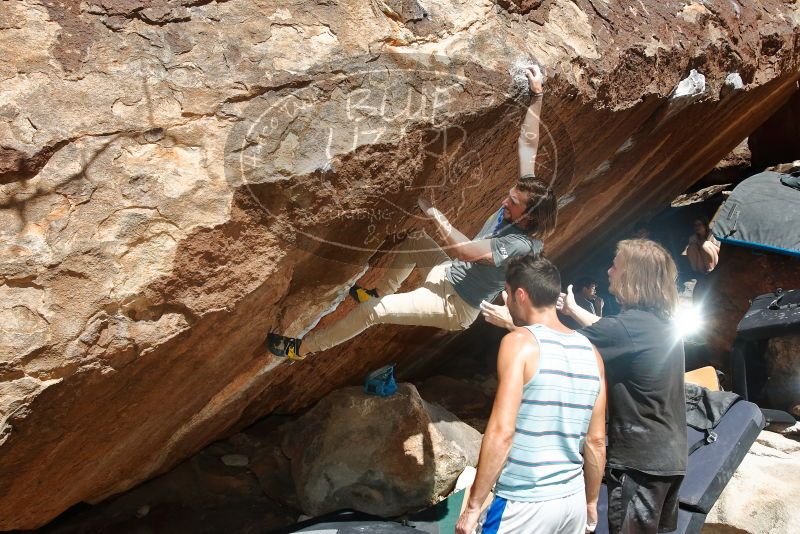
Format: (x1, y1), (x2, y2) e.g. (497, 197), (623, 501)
(460, 331), (533, 518)
(519, 67), (544, 177)
(583, 348), (607, 528)
(418, 197), (494, 263)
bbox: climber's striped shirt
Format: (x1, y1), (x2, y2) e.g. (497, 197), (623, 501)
(495, 324), (601, 503)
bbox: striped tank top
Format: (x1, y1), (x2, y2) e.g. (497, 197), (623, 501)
(495, 324), (601, 502)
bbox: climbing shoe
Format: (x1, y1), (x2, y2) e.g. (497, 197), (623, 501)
(266, 333), (304, 361)
(349, 285), (379, 304)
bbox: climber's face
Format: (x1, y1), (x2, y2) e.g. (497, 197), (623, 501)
(501, 187), (531, 225)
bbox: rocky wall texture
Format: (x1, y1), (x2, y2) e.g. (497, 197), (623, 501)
(1, 0), (799, 529)
(700, 246), (800, 359)
(749, 84), (800, 169)
(704, 431), (800, 534)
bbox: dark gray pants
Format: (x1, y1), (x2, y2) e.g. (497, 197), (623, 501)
(606, 468), (683, 534)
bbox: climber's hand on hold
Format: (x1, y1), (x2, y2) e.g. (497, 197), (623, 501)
(526, 65), (544, 96)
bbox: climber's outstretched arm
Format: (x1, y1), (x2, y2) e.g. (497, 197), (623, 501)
(418, 197), (493, 263)
(518, 66), (544, 177)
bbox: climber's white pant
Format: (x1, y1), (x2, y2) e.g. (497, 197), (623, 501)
(302, 232), (480, 355)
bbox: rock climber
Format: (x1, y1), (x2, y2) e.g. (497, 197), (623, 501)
(266, 64), (557, 360)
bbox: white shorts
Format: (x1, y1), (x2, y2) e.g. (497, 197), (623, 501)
(477, 490), (586, 534)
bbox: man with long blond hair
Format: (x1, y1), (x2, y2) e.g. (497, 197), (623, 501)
(559, 239), (686, 534)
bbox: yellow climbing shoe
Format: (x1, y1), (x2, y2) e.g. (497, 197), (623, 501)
(266, 333), (304, 361)
(349, 285), (379, 304)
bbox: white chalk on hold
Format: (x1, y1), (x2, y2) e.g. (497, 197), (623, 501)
(584, 160), (611, 182)
(509, 58), (545, 95)
(320, 159), (335, 173)
(724, 72), (744, 90)
(616, 136), (635, 155)
(729, 0), (741, 19)
(673, 69), (706, 98)
(557, 193), (576, 210)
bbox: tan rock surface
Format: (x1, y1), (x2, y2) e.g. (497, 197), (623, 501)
(704, 431), (800, 534)
(1, 0), (799, 529)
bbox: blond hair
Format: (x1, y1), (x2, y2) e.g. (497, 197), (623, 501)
(611, 239), (678, 319)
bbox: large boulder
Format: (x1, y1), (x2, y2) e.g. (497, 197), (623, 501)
(704, 431), (800, 534)
(281, 383), (481, 517)
(1, 0), (799, 528)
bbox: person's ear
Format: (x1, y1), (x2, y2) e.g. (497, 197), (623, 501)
(516, 287), (527, 305)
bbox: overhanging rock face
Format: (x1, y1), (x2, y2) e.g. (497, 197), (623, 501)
(0, 0), (798, 529)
